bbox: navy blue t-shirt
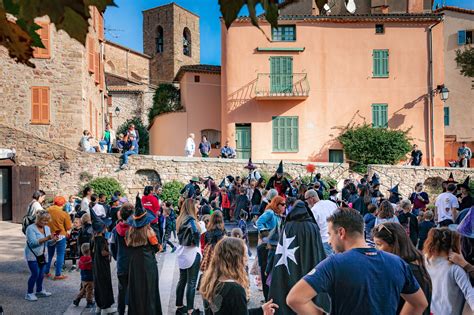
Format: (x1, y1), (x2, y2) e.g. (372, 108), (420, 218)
(304, 247), (420, 315)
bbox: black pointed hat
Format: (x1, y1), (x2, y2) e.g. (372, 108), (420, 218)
(388, 184), (400, 195)
(458, 176), (471, 191)
(370, 173), (380, 186)
(127, 193), (155, 228)
(443, 172), (458, 184)
(90, 204), (112, 233)
(276, 160), (284, 174)
(244, 158), (256, 170)
(219, 178), (226, 188)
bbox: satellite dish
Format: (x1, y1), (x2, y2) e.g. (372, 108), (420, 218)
(345, 0), (357, 14)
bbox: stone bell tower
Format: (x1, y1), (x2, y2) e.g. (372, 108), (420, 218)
(143, 3), (200, 85)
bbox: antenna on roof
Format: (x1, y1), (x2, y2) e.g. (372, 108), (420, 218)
(105, 26), (124, 39)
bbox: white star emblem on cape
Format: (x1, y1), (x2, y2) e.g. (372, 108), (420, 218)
(275, 230), (299, 275)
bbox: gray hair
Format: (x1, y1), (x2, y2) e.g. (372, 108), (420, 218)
(267, 189), (278, 201)
(400, 199), (412, 210)
(305, 189), (319, 200)
(35, 210), (50, 222)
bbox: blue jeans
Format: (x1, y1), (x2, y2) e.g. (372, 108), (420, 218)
(323, 242), (333, 256)
(27, 260), (46, 293)
(99, 140), (112, 153)
(176, 254), (201, 311)
(46, 238), (66, 276)
(122, 150), (137, 165)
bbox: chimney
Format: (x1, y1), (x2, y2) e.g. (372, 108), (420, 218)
(407, 0), (423, 13)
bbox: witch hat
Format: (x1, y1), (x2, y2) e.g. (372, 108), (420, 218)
(455, 207), (474, 238)
(388, 184), (400, 195)
(370, 173), (380, 186)
(276, 160), (284, 174)
(244, 158), (256, 170)
(443, 172), (458, 184)
(90, 203), (112, 233)
(219, 178), (226, 188)
(127, 193), (155, 228)
(458, 176), (471, 191)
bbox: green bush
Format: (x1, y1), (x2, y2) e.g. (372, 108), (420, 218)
(338, 124), (412, 173)
(148, 84), (182, 122)
(117, 117), (149, 155)
(83, 177), (124, 202)
(161, 180), (185, 208)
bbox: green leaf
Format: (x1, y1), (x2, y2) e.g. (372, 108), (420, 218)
(262, 0), (279, 28)
(219, 0), (245, 29)
(3, 0), (20, 15)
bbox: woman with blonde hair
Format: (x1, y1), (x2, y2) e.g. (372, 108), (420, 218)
(176, 198), (202, 315)
(200, 237), (278, 315)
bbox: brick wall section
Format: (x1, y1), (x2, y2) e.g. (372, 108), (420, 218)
(104, 41), (150, 83)
(0, 124), (348, 197)
(108, 89), (155, 129)
(0, 14), (104, 149)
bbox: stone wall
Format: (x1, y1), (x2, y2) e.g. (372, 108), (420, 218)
(368, 164), (473, 198)
(0, 15), (104, 149)
(0, 124), (348, 198)
(104, 41), (150, 83)
(108, 88), (155, 129)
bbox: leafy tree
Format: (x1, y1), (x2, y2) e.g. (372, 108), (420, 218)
(83, 177), (124, 202)
(0, 0), (116, 67)
(148, 84), (182, 123)
(161, 180), (185, 208)
(455, 47), (474, 78)
(338, 124), (412, 173)
(117, 117), (149, 155)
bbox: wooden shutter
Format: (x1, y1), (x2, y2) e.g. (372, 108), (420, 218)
(109, 113), (113, 128)
(88, 36), (95, 73)
(373, 50), (389, 77)
(98, 12), (104, 41)
(94, 46), (100, 84)
(270, 57), (293, 93)
(372, 104), (388, 128)
(33, 22), (51, 59)
(31, 87), (49, 124)
(272, 116), (298, 152)
(458, 30), (466, 46)
(444, 107), (450, 126)
(99, 56), (104, 90)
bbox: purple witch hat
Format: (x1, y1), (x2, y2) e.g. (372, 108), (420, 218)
(456, 207), (474, 238)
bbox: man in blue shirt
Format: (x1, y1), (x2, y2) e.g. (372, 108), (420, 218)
(120, 135), (138, 169)
(220, 140), (236, 159)
(287, 208), (428, 315)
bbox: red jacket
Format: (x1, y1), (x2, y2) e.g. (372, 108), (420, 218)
(78, 255), (92, 271)
(142, 195), (160, 224)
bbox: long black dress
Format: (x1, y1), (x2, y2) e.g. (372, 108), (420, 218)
(128, 243), (162, 315)
(92, 235), (114, 309)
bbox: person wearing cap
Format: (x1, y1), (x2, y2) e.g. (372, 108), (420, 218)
(457, 176), (473, 211)
(181, 177), (200, 199)
(91, 213), (115, 314)
(125, 195), (162, 314)
(435, 183), (459, 227)
(45, 196), (72, 280)
(266, 161), (293, 198)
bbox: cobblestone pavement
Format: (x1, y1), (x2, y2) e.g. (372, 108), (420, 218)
(0, 221), (263, 315)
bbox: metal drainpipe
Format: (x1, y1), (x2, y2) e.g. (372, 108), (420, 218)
(427, 19), (442, 166)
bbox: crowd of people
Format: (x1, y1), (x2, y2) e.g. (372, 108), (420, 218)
(22, 159), (474, 314)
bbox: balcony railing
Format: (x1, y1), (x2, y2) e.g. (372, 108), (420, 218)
(255, 73), (309, 100)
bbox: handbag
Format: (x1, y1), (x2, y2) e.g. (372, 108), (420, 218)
(27, 231), (47, 268)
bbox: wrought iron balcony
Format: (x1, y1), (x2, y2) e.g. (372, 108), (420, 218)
(255, 73), (309, 100)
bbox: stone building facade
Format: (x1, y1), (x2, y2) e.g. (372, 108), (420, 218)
(143, 3), (200, 85)
(0, 8), (106, 148)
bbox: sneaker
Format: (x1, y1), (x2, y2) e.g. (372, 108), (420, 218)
(44, 273), (51, 278)
(53, 275), (68, 280)
(24, 293), (38, 301)
(171, 247), (177, 253)
(101, 307), (117, 314)
(86, 302), (95, 308)
(73, 298), (80, 306)
(36, 290), (52, 297)
(70, 265), (77, 271)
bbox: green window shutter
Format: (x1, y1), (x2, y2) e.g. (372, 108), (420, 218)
(372, 104), (388, 128)
(444, 107), (450, 126)
(272, 116), (278, 151)
(373, 49), (389, 77)
(270, 57), (293, 93)
(272, 116), (298, 152)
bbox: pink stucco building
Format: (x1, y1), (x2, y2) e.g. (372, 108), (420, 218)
(150, 0), (451, 166)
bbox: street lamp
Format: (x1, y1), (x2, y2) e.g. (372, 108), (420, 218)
(115, 106), (120, 117)
(435, 84), (449, 102)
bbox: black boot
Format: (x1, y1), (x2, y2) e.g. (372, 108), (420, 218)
(191, 309), (202, 315)
(175, 306), (186, 315)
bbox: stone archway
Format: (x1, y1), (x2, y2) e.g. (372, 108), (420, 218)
(135, 169), (162, 188)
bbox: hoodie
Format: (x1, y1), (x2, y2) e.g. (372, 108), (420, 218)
(110, 221), (131, 275)
(78, 255), (93, 281)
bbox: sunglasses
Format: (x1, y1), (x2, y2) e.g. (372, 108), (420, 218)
(376, 224), (392, 235)
(278, 203), (286, 207)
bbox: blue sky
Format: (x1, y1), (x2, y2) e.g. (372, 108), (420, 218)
(105, 0), (474, 66)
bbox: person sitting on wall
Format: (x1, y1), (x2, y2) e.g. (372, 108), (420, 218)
(220, 140), (236, 159)
(99, 123), (115, 153)
(80, 130), (98, 153)
(120, 135), (139, 170)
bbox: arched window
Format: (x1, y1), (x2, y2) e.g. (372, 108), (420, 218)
(183, 27), (191, 57)
(105, 60), (115, 73)
(156, 26), (164, 53)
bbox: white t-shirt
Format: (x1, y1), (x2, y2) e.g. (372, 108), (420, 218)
(80, 136), (91, 151)
(80, 197), (90, 213)
(184, 137), (195, 154)
(311, 200), (338, 243)
(30, 201), (43, 216)
(435, 192), (459, 222)
(92, 203), (107, 218)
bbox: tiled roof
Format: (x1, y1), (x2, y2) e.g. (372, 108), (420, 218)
(434, 6), (474, 15)
(174, 64), (221, 81)
(107, 85), (148, 93)
(235, 13), (442, 23)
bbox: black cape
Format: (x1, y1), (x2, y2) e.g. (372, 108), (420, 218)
(268, 201), (331, 314)
(92, 235), (114, 309)
(128, 243), (163, 315)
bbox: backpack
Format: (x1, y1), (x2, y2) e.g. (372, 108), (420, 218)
(22, 202), (36, 235)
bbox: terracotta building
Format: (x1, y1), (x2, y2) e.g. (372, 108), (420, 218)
(0, 7), (106, 148)
(434, 6), (474, 165)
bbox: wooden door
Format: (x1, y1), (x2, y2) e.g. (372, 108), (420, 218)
(236, 125), (251, 159)
(12, 166), (39, 223)
(0, 167), (12, 221)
